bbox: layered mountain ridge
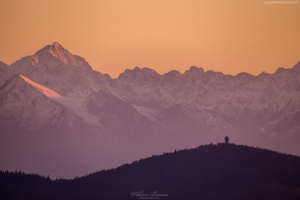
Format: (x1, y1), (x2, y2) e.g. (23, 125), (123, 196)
(0, 42), (299, 178)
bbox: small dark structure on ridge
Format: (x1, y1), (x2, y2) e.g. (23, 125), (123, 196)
(225, 136), (229, 144)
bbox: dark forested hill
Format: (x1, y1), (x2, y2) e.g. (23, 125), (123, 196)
(2, 143), (300, 200)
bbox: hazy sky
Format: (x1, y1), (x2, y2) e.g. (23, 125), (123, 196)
(0, 0), (299, 78)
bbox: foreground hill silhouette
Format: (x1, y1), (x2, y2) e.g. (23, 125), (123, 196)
(2, 143), (300, 200)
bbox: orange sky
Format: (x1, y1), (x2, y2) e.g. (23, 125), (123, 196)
(0, 0), (299, 78)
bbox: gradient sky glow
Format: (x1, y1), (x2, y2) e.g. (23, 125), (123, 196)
(0, 0), (299, 78)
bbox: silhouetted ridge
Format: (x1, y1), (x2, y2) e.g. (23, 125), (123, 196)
(2, 143), (300, 200)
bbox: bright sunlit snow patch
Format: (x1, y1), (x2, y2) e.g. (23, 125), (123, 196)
(19, 74), (62, 98)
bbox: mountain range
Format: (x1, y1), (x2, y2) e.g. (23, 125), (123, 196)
(0, 42), (299, 178)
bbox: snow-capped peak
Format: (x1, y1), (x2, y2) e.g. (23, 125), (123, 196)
(47, 42), (78, 66)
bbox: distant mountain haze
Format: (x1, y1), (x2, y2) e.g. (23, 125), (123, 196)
(0, 42), (299, 178)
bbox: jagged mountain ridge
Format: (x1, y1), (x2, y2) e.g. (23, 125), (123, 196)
(111, 64), (300, 140)
(0, 42), (300, 178)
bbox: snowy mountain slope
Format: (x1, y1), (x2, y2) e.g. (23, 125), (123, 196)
(86, 90), (148, 132)
(0, 74), (92, 134)
(53, 97), (100, 126)
(133, 105), (161, 121)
